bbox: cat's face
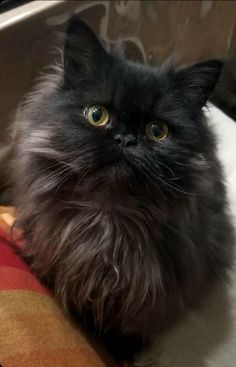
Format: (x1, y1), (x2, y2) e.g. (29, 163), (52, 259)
(23, 17), (222, 199)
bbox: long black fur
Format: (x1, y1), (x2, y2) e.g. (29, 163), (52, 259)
(11, 17), (234, 361)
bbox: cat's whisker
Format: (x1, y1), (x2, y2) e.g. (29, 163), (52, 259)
(169, 176), (184, 181)
(132, 157), (167, 201)
(157, 161), (175, 178)
(54, 171), (75, 194)
(34, 161), (68, 176)
(165, 179), (203, 196)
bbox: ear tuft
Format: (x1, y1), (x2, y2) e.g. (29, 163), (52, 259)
(173, 59), (223, 112)
(64, 16), (107, 86)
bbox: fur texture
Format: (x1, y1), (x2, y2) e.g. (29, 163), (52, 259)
(11, 17), (234, 361)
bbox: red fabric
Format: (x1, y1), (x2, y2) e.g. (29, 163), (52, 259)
(0, 229), (50, 295)
(0, 239), (28, 271)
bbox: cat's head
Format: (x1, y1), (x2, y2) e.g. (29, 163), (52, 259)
(18, 17), (222, 200)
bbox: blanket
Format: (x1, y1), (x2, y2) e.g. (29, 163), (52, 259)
(0, 206), (123, 367)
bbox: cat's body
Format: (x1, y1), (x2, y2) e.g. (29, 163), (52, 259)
(11, 18), (234, 362)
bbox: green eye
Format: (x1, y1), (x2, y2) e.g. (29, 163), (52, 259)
(85, 105), (109, 126)
(145, 122), (169, 142)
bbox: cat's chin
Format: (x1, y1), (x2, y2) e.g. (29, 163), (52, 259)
(71, 159), (145, 197)
(83, 156), (136, 183)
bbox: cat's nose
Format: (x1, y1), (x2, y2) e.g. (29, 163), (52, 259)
(113, 133), (137, 148)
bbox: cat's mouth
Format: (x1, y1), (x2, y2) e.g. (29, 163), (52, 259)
(102, 155), (135, 175)
(81, 152), (138, 187)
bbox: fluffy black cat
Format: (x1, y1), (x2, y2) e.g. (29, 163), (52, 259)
(11, 17), (234, 362)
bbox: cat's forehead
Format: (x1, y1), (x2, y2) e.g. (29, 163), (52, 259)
(111, 61), (162, 112)
(74, 59), (169, 117)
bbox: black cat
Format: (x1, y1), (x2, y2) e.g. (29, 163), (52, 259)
(11, 17), (234, 362)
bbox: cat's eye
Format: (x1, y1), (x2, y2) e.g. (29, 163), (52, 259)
(84, 105), (109, 126)
(145, 122), (169, 142)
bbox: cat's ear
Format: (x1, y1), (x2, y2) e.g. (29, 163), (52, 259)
(173, 60), (223, 112)
(63, 16), (107, 85)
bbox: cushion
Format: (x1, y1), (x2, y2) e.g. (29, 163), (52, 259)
(0, 206), (124, 367)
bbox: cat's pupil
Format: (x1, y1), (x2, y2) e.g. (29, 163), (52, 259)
(152, 124), (162, 137)
(92, 107), (102, 122)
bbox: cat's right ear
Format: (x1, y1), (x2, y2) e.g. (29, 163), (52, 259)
(63, 16), (107, 86)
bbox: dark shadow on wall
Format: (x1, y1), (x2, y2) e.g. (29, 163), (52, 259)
(212, 60), (236, 121)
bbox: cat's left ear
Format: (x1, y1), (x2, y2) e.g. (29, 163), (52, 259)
(63, 16), (108, 86)
(173, 60), (223, 112)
